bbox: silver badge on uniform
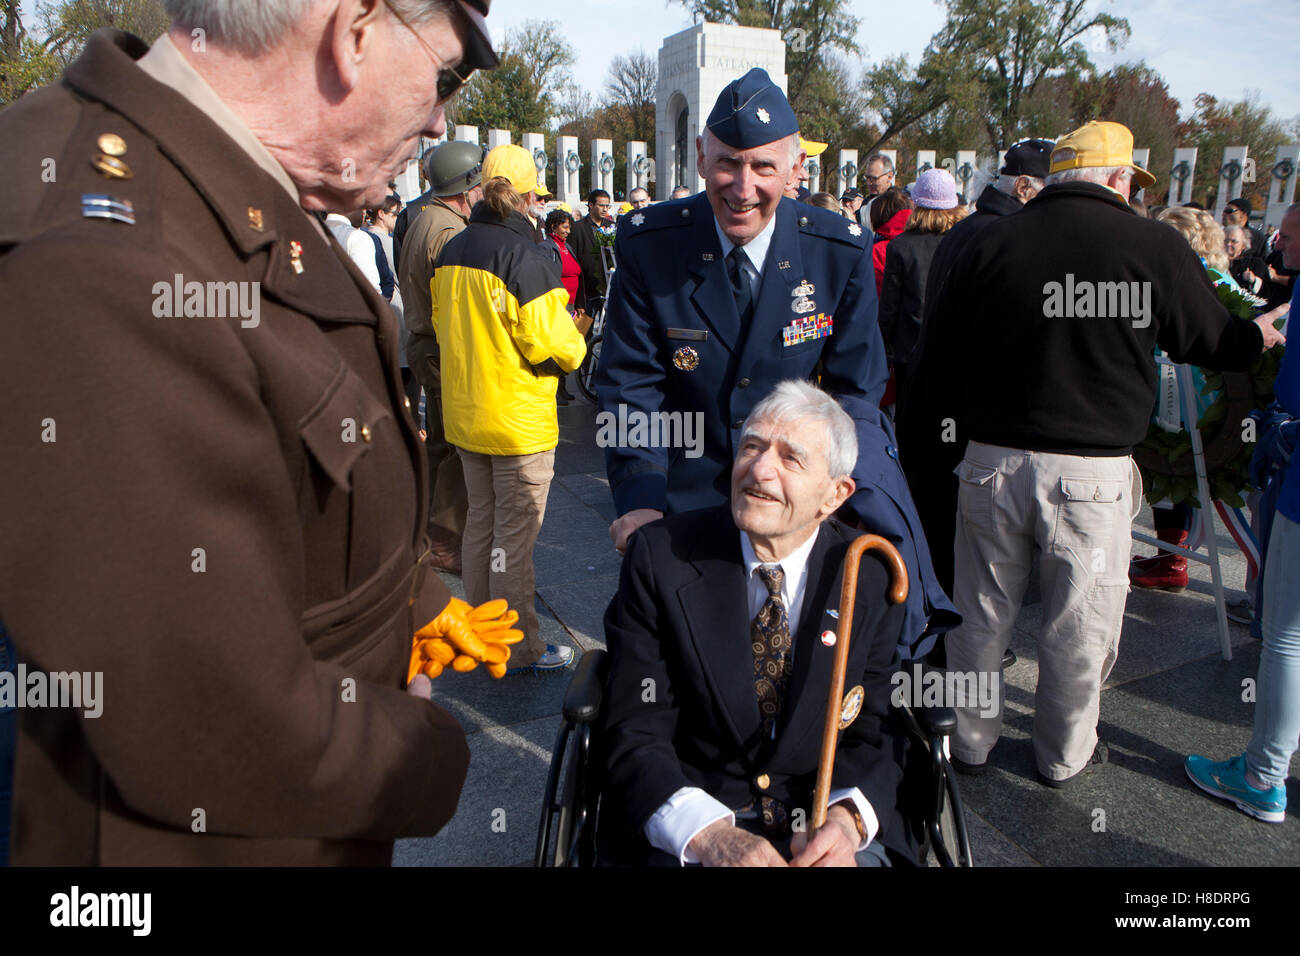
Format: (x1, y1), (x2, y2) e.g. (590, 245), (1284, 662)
(791, 295), (816, 313)
(793, 280), (815, 297)
(80, 194), (135, 225)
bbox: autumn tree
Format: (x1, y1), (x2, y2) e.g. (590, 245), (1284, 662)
(449, 19), (575, 135)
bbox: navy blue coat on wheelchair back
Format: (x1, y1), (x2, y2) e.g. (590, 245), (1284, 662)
(594, 191), (958, 658)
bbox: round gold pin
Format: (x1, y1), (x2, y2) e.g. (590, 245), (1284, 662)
(839, 684), (864, 730)
(672, 346), (699, 371)
(97, 133), (127, 156)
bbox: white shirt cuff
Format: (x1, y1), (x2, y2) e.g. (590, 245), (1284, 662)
(828, 787), (879, 850)
(645, 787), (735, 865)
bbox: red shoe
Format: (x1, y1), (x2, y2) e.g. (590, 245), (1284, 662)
(1130, 529), (1188, 592)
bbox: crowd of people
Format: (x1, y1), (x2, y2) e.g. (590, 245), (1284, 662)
(1, 0), (1296, 870)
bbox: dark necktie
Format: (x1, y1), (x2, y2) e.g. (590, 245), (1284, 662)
(727, 246), (754, 324)
(751, 565), (793, 835)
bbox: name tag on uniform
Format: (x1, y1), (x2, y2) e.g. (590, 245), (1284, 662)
(667, 328), (709, 342)
(782, 313), (833, 347)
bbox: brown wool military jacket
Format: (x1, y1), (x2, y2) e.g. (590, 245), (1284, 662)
(0, 30), (469, 864)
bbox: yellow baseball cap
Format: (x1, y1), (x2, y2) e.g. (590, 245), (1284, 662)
(482, 144), (551, 198)
(1050, 121), (1155, 189)
(798, 135), (828, 157)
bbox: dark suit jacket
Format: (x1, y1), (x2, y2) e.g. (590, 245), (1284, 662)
(567, 214), (608, 299)
(0, 30), (468, 864)
(599, 506), (915, 865)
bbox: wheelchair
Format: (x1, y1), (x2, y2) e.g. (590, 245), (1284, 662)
(534, 648), (974, 868)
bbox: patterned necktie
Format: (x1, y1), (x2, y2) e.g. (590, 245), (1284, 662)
(751, 565), (793, 835)
(727, 246), (754, 324)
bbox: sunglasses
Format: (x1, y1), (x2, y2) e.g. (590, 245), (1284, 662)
(385, 0), (475, 104)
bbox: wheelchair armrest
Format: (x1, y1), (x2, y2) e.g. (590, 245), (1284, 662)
(562, 649), (609, 724)
(914, 703), (957, 737)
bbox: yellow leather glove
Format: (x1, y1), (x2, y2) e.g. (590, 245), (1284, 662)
(408, 598), (524, 682)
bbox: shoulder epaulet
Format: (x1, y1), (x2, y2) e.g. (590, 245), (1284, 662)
(616, 199), (696, 241)
(794, 202), (869, 249)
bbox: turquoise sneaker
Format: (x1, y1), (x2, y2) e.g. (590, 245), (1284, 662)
(1185, 754), (1286, 823)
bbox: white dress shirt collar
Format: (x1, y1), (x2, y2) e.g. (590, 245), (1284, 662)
(713, 209), (777, 277)
(740, 524), (820, 638)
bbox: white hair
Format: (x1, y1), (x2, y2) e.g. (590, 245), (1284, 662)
(162, 0), (452, 54)
(740, 380), (858, 479)
(997, 173), (1044, 196)
(1045, 165), (1132, 187)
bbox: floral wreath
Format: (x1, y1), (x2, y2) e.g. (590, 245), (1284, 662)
(1133, 282), (1285, 508)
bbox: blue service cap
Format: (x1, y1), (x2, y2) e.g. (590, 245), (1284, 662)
(705, 68), (799, 150)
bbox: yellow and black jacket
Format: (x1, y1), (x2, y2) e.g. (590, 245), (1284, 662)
(432, 205), (586, 456)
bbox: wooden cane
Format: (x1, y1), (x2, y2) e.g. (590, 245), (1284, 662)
(810, 534), (909, 830)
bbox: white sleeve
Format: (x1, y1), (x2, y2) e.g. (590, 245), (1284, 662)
(346, 229), (382, 291)
(645, 787), (734, 865)
(828, 786), (879, 850)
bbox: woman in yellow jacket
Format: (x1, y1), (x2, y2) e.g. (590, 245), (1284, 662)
(432, 145), (586, 671)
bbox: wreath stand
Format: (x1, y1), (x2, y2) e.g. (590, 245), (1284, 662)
(1131, 358), (1241, 661)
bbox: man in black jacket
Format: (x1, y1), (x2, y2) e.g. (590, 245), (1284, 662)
(919, 122), (1284, 788)
(568, 188), (612, 300)
(600, 380), (914, 866)
(897, 139), (1053, 600)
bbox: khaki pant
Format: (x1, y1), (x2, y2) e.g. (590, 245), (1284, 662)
(945, 442), (1141, 781)
(408, 333), (468, 536)
(457, 447), (555, 666)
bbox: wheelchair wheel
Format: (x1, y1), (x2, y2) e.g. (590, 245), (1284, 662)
(577, 334), (602, 403)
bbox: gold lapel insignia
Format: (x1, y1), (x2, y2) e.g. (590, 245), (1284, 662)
(96, 133), (127, 157)
(839, 684), (864, 730)
(672, 346), (699, 371)
(91, 154), (132, 180)
(248, 207), (265, 232)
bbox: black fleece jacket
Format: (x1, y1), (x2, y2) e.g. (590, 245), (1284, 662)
(913, 181), (1263, 457)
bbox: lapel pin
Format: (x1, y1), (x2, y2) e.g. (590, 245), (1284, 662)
(702, 252), (714, 261)
(248, 207), (264, 232)
(826, 609), (839, 619)
(821, 629), (837, 647)
(672, 346), (699, 371)
(791, 296), (816, 314)
(793, 280), (815, 297)
(91, 153), (132, 180)
(839, 685), (864, 730)
(96, 133), (127, 156)
(289, 240), (304, 274)
(778, 260), (791, 270)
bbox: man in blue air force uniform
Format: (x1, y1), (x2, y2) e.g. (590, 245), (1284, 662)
(595, 68), (958, 657)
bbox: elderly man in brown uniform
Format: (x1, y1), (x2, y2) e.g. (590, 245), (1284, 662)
(399, 138), (484, 574)
(0, 0), (499, 865)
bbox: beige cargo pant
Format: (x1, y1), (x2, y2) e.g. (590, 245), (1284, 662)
(457, 448), (555, 667)
(945, 442), (1141, 781)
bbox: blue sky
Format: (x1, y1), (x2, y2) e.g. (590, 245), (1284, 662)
(484, 0), (1300, 124)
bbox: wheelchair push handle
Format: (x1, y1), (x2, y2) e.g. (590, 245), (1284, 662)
(811, 534), (908, 831)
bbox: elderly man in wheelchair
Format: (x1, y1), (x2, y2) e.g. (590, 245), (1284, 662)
(536, 380), (971, 867)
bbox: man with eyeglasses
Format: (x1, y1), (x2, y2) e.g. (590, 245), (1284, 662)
(0, 0), (498, 866)
(859, 154), (896, 229)
(571, 188), (615, 299)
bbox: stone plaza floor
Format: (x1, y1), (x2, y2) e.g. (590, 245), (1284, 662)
(394, 399), (1300, 867)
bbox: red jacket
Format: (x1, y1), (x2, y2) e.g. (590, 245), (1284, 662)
(872, 208), (912, 296)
